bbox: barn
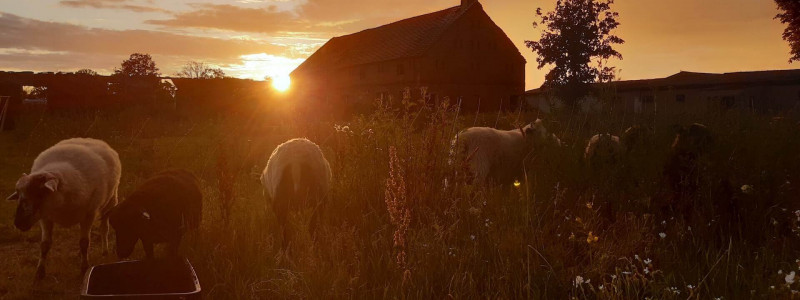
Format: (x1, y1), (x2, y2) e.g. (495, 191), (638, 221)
(290, 0), (526, 113)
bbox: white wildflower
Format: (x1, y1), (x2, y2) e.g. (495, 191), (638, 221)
(787, 271), (796, 285)
(644, 258), (652, 265)
(573, 276), (585, 287)
(659, 232), (667, 239)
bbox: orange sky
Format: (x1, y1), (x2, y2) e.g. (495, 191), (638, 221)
(0, 0), (794, 89)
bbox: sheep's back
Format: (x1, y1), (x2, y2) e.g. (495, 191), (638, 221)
(261, 138), (332, 200)
(125, 170), (203, 230)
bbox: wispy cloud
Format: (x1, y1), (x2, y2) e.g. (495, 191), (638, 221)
(145, 3), (302, 34)
(144, 0), (454, 35)
(0, 12), (285, 61)
(59, 0), (169, 13)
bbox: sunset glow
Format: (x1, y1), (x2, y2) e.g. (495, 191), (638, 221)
(271, 74), (291, 92)
(0, 0), (793, 88)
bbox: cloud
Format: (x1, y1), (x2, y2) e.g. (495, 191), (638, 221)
(145, 0), (455, 35)
(59, 0), (168, 13)
(0, 12), (285, 62)
(146, 4), (303, 34)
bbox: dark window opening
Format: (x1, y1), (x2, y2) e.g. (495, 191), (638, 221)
(676, 94), (686, 103)
(721, 96), (735, 109)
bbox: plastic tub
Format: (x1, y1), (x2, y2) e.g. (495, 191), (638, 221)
(81, 258), (201, 299)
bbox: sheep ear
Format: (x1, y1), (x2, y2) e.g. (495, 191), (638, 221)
(43, 178), (58, 193)
(6, 192), (19, 201)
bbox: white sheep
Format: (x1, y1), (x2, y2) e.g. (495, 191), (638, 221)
(6, 138), (121, 280)
(453, 119), (561, 185)
(584, 133), (622, 170)
(260, 138), (332, 249)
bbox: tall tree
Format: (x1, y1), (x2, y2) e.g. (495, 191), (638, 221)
(525, 0), (624, 107)
(177, 61), (225, 79)
(115, 53), (159, 77)
(776, 0), (800, 62)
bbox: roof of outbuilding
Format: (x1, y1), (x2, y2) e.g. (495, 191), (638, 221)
(527, 69), (800, 94)
(291, 2), (478, 76)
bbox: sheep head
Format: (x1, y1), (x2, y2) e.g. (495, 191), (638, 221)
(9, 173), (59, 231)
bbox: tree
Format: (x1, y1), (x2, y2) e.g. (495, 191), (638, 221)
(114, 53), (160, 77)
(525, 0), (624, 107)
(177, 61), (225, 79)
(776, 0), (800, 62)
(76, 69), (99, 76)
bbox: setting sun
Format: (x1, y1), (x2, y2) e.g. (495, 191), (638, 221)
(271, 75), (291, 92)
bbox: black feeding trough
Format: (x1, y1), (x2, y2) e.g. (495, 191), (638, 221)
(81, 258), (201, 299)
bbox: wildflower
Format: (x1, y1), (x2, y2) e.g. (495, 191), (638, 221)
(586, 231), (599, 244)
(771, 286), (776, 289)
(688, 226), (692, 231)
(569, 232), (576, 240)
(780, 270), (784, 274)
(644, 267), (650, 274)
(786, 271), (796, 285)
(741, 184), (754, 195)
(659, 232), (667, 239)
(575, 217), (582, 223)
(611, 275), (617, 279)
(644, 258), (652, 265)
(661, 220), (666, 225)
(586, 202), (593, 209)
(573, 276), (585, 287)
(470, 235), (476, 241)
(635, 255), (640, 260)
(598, 284), (604, 290)
(513, 180), (521, 188)
(687, 284), (694, 289)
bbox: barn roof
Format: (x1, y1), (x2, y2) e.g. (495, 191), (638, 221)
(291, 2), (479, 76)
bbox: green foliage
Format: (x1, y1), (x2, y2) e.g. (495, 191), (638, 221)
(76, 69), (99, 76)
(176, 61), (225, 79)
(114, 53), (160, 77)
(526, 0), (624, 107)
(776, 0), (800, 62)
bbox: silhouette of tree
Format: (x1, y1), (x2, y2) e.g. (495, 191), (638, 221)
(76, 69), (99, 76)
(525, 0), (624, 107)
(177, 61), (225, 79)
(776, 0), (800, 62)
(114, 53), (160, 77)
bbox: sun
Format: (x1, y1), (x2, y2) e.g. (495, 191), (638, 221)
(271, 75), (291, 92)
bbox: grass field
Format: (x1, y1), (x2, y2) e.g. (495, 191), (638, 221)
(1, 98), (800, 299)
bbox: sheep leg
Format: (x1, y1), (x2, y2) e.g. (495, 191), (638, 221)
(79, 217), (92, 275)
(35, 220), (53, 281)
(99, 217), (110, 257)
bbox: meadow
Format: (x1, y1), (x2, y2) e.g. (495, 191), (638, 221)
(1, 95), (799, 299)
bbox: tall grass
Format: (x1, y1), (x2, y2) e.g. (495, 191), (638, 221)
(0, 98), (799, 299)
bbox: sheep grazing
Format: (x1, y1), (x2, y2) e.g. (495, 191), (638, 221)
(453, 119), (561, 185)
(261, 138), (332, 249)
(6, 138), (121, 280)
(108, 169), (202, 259)
(584, 134), (622, 170)
(663, 123), (715, 213)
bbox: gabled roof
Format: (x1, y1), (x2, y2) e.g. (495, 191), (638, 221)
(291, 2), (478, 77)
(527, 69), (800, 94)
